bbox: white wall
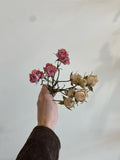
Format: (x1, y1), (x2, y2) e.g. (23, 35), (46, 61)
(0, 0), (120, 159)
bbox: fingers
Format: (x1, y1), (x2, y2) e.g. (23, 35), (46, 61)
(41, 85), (53, 98)
(41, 84), (49, 94)
(52, 93), (57, 97)
(39, 84), (55, 101)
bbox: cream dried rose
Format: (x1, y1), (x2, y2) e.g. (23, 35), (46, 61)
(87, 75), (98, 87)
(64, 97), (75, 108)
(78, 78), (87, 88)
(70, 73), (82, 85)
(67, 88), (75, 98)
(75, 89), (88, 103)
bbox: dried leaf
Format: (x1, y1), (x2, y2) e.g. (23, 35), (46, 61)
(63, 96), (67, 100)
(88, 86), (94, 92)
(65, 106), (72, 111)
(58, 101), (64, 105)
(83, 75), (88, 79)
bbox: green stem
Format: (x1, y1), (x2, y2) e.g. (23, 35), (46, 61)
(48, 77), (49, 85)
(52, 62), (61, 88)
(52, 76), (55, 86)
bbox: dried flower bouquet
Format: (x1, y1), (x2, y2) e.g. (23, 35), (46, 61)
(29, 49), (98, 110)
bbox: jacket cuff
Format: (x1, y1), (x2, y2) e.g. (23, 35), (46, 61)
(28, 125), (61, 149)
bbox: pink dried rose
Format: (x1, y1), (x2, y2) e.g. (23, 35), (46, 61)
(56, 49), (70, 65)
(43, 63), (57, 77)
(32, 69), (44, 79)
(29, 73), (39, 83)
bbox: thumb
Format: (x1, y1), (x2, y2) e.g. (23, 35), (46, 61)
(41, 84), (50, 95)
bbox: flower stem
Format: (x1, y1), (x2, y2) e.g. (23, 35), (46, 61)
(52, 64), (61, 88)
(60, 91), (67, 96)
(58, 85), (77, 92)
(52, 100), (61, 102)
(57, 80), (70, 82)
(52, 76), (55, 86)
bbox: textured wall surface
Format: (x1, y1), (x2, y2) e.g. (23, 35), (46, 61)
(0, 0), (120, 159)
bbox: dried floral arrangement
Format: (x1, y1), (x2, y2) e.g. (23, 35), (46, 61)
(29, 49), (98, 110)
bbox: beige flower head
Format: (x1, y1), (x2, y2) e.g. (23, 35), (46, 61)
(70, 72), (82, 85)
(64, 97), (75, 108)
(87, 75), (98, 87)
(75, 89), (88, 103)
(67, 88), (75, 98)
(78, 78), (87, 88)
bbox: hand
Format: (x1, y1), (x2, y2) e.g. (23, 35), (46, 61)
(37, 84), (58, 130)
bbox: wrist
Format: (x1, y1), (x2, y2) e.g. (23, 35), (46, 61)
(37, 121), (54, 131)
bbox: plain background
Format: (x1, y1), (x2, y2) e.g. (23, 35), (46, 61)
(0, 0), (120, 159)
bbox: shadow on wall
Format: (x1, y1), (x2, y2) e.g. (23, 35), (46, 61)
(92, 29), (120, 132)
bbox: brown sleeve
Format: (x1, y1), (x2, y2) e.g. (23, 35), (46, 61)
(16, 125), (61, 160)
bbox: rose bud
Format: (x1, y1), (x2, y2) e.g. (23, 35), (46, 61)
(29, 73), (39, 83)
(70, 73), (82, 85)
(56, 49), (70, 65)
(67, 88), (75, 98)
(75, 89), (88, 103)
(78, 78), (87, 88)
(64, 97), (75, 108)
(32, 69), (44, 79)
(43, 63), (57, 77)
(87, 75), (98, 87)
